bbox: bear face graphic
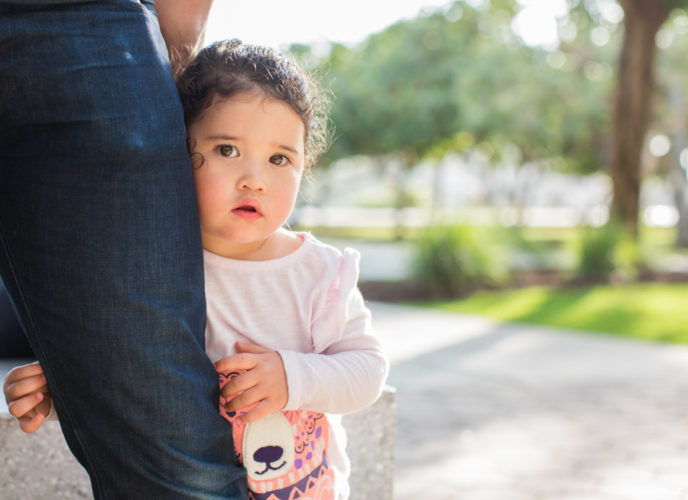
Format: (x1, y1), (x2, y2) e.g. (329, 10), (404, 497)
(219, 372), (336, 499)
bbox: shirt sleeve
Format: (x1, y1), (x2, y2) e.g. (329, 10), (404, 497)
(277, 248), (389, 414)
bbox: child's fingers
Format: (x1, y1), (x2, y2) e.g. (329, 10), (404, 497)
(234, 341), (270, 355)
(18, 411), (46, 434)
(219, 369), (258, 398)
(238, 399), (280, 424)
(4, 374), (47, 402)
(14, 361), (45, 377)
(8, 391), (44, 419)
(3, 362), (45, 389)
(224, 386), (285, 422)
(223, 386), (261, 414)
(214, 353), (258, 373)
(36, 393), (52, 418)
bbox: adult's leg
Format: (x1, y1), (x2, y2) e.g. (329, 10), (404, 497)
(0, 2), (246, 498)
(0, 280), (33, 358)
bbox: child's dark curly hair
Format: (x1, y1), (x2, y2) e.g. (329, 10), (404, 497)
(176, 39), (330, 170)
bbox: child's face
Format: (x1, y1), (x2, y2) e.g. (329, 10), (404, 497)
(187, 91), (306, 259)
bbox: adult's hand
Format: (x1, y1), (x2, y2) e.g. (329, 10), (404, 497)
(155, 0), (215, 76)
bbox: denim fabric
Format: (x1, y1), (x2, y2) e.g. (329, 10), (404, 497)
(0, 280), (33, 357)
(0, 1), (247, 498)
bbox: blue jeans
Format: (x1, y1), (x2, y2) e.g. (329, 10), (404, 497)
(0, 1), (247, 498)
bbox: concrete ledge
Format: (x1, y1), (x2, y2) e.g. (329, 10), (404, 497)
(0, 386), (395, 500)
(344, 385), (396, 500)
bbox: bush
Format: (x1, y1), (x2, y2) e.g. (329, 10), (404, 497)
(575, 224), (620, 280)
(574, 223), (643, 282)
(412, 224), (506, 298)
(502, 225), (565, 271)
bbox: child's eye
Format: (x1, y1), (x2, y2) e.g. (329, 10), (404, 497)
(270, 154), (289, 166)
(218, 145), (238, 157)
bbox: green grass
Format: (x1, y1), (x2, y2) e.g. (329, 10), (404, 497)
(423, 282), (688, 344)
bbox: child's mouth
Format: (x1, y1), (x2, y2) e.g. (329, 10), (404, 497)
(232, 205), (261, 219)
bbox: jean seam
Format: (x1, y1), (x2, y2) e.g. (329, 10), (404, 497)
(0, 221), (105, 496)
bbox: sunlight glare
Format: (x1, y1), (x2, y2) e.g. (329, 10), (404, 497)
(511, 0), (568, 49)
(205, 0), (450, 49)
(206, 0), (570, 51)
(649, 135), (671, 158)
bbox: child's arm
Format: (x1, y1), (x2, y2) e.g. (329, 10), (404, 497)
(3, 361), (52, 433)
(216, 248), (388, 422)
(277, 306), (389, 416)
(218, 250), (389, 420)
(276, 250), (389, 415)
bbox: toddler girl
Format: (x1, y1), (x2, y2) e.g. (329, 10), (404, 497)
(4, 40), (389, 500)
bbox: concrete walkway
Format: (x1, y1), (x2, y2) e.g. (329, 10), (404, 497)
(4, 302), (688, 499)
(370, 302), (688, 500)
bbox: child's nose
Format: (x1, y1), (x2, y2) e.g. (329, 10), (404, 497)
(237, 160), (265, 192)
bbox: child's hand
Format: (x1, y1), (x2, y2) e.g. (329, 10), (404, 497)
(215, 342), (288, 424)
(3, 361), (52, 433)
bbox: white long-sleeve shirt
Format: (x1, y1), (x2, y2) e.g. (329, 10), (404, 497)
(204, 232), (389, 499)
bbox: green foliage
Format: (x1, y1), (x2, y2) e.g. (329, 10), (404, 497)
(503, 225), (564, 270)
(575, 224), (621, 280)
(293, 0), (615, 174)
(574, 223), (645, 281)
(664, 0), (688, 11)
(424, 282), (688, 344)
(411, 224), (506, 298)
(322, 10), (478, 162)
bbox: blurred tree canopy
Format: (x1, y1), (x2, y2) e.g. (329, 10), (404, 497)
(291, 0), (688, 240)
(305, 0), (614, 174)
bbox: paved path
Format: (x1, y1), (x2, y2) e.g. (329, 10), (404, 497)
(4, 302), (688, 499)
(370, 302), (688, 500)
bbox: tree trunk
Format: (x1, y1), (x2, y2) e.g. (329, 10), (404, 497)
(666, 81), (688, 247)
(610, 0), (670, 236)
(670, 155), (688, 247)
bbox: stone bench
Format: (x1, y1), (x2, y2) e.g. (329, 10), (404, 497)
(0, 379), (395, 500)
